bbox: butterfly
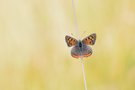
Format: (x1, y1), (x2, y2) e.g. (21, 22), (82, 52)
(65, 33), (96, 58)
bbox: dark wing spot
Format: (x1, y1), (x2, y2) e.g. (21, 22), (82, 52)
(91, 35), (94, 38)
(67, 37), (70, 40)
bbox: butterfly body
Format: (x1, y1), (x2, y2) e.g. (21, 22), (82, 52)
(65, 33), (96, 59)
(76, 40), (83, 51)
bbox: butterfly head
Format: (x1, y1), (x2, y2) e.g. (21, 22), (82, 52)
(77, 40), (83, 48)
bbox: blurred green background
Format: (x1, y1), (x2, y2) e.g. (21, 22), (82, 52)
(0, 0), (135, 90)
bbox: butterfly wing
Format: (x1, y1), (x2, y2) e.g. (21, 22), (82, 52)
(82, 45), (92, 58)
(65, 35), (78, 47)
(82, 33), (96, 45)
(71, 45), (92, 58)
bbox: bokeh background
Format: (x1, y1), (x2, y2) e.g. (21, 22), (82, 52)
(0, 0), (135, 90)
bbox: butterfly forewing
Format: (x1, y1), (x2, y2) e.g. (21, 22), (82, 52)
(82, 33), (96, 45)
(65, 35), (78, 47)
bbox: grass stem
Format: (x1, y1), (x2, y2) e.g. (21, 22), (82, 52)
(81, 58), (88, 90)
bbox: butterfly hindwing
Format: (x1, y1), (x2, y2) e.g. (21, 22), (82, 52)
(71, 44), (92, 58)
(65, 35), (78, 47)
(82, 33), (96, 45)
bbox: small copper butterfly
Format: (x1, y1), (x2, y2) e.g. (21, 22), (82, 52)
(65, 33), (96, 58)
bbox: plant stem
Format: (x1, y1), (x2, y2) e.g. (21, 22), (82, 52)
(72, 0), (88, 89)
(72, 0), (79, 39)
(81, 58), (88, 90)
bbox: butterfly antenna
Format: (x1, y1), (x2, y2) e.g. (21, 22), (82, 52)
(71, 33), (78, 38)
(80, 31), (86, 38)
(71, 33), (75, 37)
